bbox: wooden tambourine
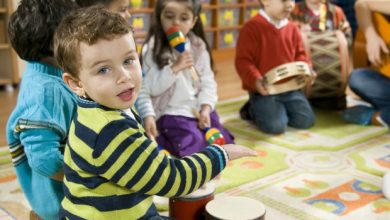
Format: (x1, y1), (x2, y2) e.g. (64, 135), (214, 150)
(205, 196), (266, 220)
(263, 61), (312, 95)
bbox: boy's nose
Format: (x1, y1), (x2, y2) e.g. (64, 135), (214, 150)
(117, 69), (132, 84)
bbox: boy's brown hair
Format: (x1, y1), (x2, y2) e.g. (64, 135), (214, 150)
(54, 5), (133, 77)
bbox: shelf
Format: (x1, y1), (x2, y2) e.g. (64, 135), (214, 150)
(219, 25), (242, 30)
(0, 78), (12, 85)
(0, 0), (19, 85)
(128, 0), (262, 51)
(129, 8), (154, 14)
(0, 43), (9, 50)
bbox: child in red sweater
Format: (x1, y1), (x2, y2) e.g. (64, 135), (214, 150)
(235, 0), (315, 134)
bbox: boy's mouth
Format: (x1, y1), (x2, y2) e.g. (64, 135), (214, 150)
(117, 88), (134, 102)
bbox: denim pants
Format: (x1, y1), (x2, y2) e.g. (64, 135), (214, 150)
(248, 90), (315, 134)
(348, 68), (390, 126)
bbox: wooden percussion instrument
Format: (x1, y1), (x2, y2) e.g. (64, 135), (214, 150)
(263, 61), (312, 95)
(301, 30), (351, 98)
(205, 196), (266, 220)
(169, 182), (215, 220)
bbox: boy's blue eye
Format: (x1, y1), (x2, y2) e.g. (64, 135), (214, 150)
(124, 58), (135, 66)
(98, 67), (110, 74)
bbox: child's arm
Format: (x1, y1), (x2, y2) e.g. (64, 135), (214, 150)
(136, 79), (157, 139)
(293, 26), (312, 66)
(142, 48), (180, 97)
(20, 129), (64, 180)
(235, 21), (264, 93)
(89, 120), (256, 198)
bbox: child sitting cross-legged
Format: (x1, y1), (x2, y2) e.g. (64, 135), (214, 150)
(54, 6), (257, 219)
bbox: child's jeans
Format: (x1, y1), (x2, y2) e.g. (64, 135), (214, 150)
(248, 90), (315, 134)
(348, 68), (390, 127)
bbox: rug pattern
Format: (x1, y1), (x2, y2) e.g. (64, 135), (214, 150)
(213, 97), (390, 219)
(1, 96), (390, 219)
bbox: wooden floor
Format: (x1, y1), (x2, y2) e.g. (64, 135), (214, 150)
(0, 50), (246, 146)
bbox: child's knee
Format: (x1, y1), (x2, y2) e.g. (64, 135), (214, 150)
(290, 116), (315, 129)
(256, 120), (286, 134)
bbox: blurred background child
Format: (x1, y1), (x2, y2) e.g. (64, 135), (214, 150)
(138, 0), (235, 157)
(6, 0), (77, 219)
(235, 0), (316, 134)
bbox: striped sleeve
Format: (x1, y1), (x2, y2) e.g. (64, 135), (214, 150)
(71, 117), (228, 197)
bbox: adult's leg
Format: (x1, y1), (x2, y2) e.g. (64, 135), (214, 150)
(348, 68), (390, 126)
(349, 68), (390, 109)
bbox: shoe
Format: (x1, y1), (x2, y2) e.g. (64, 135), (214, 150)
(342, 105), (375, 125)
(239, 101), (252, 121)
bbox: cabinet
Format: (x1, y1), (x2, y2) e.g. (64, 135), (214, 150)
(0, 0), (19, 86)
(129, 0), (261, 52)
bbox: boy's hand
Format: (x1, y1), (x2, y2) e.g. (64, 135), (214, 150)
(309, 70), (317, 85)
(255, 77), (269, 96)
(340, 21), (351, 34)
(144, 116), (158, 141)
(199, 105), (211, 129)
(171, 51), (194, 74)
(222, 144), (258, 160)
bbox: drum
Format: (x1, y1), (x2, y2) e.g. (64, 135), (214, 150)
(169, 182), (215, 220)
(205, 196), (266, 220)
(263, 61), (312, 95)
(301, 30), (351, 99)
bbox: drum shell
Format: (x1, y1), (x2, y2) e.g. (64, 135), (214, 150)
(301, 30), (351, 99)
(169, 190), (214, 220)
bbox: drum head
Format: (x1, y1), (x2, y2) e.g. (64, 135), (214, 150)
(205, 196), (266, 220)
(180, 182), (215, 200)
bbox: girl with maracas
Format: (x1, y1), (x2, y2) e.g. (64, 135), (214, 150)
(138, 0), (235, 157)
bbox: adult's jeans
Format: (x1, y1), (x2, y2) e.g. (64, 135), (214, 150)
(348, 68), (390, 126)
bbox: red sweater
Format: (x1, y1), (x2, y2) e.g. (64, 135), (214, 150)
(235, 14), (310, 92)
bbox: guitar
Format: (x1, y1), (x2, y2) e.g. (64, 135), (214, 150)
(353, 12), (390, 77)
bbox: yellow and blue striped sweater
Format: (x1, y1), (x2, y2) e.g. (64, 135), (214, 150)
(60, 99), (228, 219)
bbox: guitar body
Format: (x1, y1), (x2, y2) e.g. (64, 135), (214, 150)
(353, 12), (390, 77)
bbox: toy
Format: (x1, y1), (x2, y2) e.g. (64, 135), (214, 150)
(205, 127), (226, 145)
(166, 26), (199, 81)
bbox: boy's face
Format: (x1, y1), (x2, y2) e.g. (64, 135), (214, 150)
(262, 0), (295, 22)
(107, 0), (131, 20)
(160, 1), (197, 36)
(72, 33), (142, 110)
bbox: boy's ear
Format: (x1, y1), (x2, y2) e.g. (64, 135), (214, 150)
(63, 73), (85, 97)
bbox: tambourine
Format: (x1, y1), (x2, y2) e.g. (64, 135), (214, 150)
(263, 61), (312, 95)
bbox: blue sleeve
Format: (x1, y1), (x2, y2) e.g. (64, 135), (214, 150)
(20, 128), (64, 177)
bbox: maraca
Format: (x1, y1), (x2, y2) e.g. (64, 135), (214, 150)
(205, 127), (226, 145)
(166, 26), (199, 81)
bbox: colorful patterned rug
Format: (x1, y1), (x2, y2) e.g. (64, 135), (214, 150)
(213, 96), (390, 219)
(1, 96), (390, 219)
